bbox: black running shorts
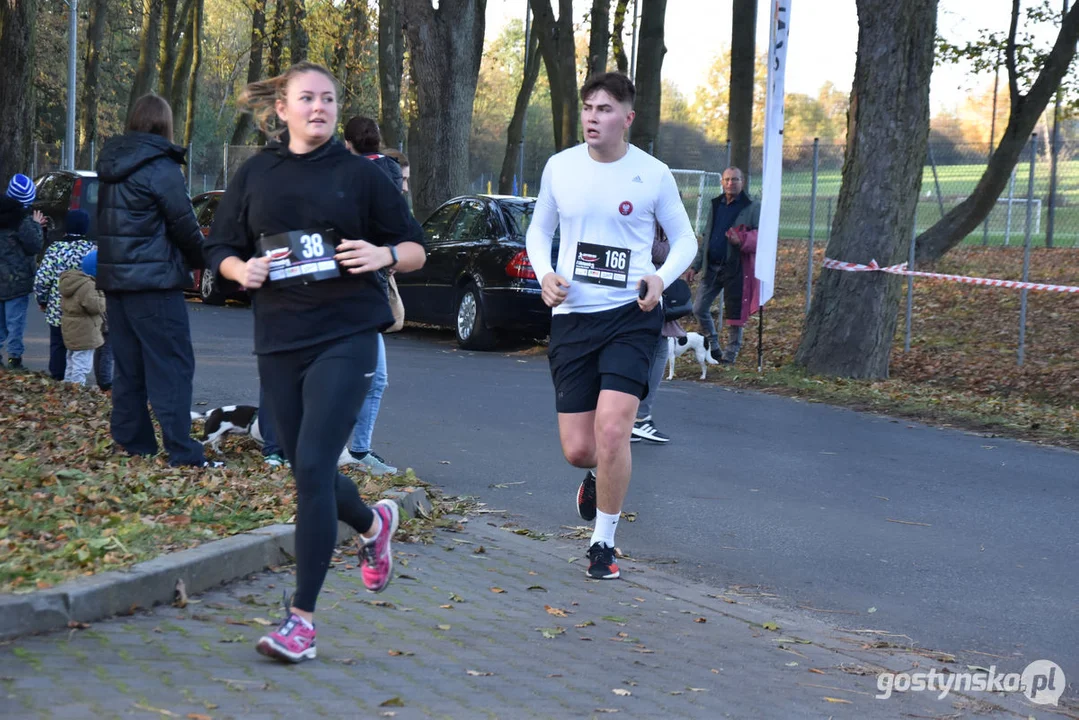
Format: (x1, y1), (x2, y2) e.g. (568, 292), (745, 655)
(547, 300), (664, 414)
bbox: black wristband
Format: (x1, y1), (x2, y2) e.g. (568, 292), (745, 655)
(387, 245), (399, 268)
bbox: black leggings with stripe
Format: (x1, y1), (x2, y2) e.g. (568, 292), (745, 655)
(258, 331), (379, 612)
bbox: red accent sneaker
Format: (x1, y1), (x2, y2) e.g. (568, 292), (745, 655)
(577, 470), (597, 521)
(586, 542), (620, 580)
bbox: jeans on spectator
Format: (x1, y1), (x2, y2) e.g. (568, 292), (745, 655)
(349, 334), (387, 455)
(724, 325), (745, 362)
(0, 294), (30, 360)
(692, 265), (724, 341)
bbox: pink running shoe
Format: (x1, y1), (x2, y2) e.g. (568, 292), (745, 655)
(360, 499), (400, 592)
(256, 613), (317, 663)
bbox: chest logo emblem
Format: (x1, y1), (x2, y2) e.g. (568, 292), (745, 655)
(618, 201), (634, 216)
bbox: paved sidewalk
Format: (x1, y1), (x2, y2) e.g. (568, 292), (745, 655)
(0, 520), (1048, 719)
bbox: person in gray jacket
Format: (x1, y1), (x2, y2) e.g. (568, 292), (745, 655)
(685, 167), (760, 360)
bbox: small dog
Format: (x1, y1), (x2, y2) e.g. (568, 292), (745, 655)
(668, 332), (719, 380)
(191, 405), (262, 451)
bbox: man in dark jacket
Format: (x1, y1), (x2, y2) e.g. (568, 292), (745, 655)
(0, 174), (45, 369)
(686, 169), (763, 360)
(685, 167), (760, 359)
(95, 93), (207, 467)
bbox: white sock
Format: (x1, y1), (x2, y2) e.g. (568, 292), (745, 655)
(363, 513), (382, 545)
(591, 510), (620, 548)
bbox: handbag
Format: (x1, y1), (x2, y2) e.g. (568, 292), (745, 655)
(662, 278), (693, 321)
(386, 272), (405, 333)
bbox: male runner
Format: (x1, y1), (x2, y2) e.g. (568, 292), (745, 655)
(525, 72), (697, 579)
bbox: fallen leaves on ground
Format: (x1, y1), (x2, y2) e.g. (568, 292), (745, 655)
(0, 373), (440, 592)
(671, 245), (1079, 447)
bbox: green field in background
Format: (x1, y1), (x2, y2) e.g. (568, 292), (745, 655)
(676, 160), (1079, 248)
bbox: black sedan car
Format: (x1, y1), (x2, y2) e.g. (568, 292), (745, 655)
(394, 194), (555, 350)
(32, 171), (99, 252)
(189, 190), (248, 305)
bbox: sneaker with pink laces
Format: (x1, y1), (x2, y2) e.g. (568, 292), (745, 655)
(256, 613), (317, 663)
(360, 499), (399, 592)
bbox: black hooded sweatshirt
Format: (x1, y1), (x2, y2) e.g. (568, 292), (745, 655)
(95, 132), (204, 292)
(203, 136), (423, 355)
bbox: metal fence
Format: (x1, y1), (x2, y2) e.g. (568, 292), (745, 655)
(35, 135), (1079, 252)
(657, 138), (1079, 250)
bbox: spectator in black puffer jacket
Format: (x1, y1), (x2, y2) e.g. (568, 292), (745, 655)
(94, 93), (206, 467)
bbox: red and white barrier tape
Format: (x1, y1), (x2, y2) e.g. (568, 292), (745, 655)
(821, 257), (1079, 294)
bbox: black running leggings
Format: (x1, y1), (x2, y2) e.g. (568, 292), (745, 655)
(258, 331), (379, 612)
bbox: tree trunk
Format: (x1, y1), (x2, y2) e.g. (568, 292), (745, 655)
(0, 0), (36, 177)
(378, 0), (405, 149)
(611, 0), (629, 74)
(914, 2), (1079, 264)
(227, 0), (266, 148)
(728, 0), (756, 181)
(499, 27), (542, 194)
(77, 0), (108, 169)
(289, 0), (308, 63)
(795, 0), (937, 379)
(169, 0), (197, 135)
(628, 0), (665, 154)
(182, 0), (203, 148)
(587, 0), (610, 77)
(158, 0), (183, 101)
(332, 0), (367, 94)
(129, 0), (164, 113)
(268, 0), (287, 76)
(402, 0), (486, 221)
(529, 0), (578, 151)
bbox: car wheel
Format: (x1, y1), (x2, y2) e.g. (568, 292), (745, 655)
(200, 267), (227, 305)
(455, 285), (497, 350)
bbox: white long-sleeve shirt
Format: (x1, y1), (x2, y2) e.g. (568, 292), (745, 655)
(525, 143), (697, 315)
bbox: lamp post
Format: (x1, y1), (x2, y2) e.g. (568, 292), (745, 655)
(65, 0), (79, 170)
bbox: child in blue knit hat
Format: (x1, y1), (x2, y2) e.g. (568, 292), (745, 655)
(1, 173), (46, 369)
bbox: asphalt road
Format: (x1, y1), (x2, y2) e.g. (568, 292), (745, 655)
(18, 300), (1079, 680)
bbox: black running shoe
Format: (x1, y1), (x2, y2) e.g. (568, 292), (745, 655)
(576, 470), (597, 521)
(586, 542), (620, 579)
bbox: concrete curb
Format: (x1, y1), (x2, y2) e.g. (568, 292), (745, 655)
(0, 487), (431, 641)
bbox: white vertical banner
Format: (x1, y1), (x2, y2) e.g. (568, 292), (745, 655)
(756, 0), (791, 306)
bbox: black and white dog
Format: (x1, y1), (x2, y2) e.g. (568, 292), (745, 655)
(668, 332), (720, 380)
(190, 405), (263, 451)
